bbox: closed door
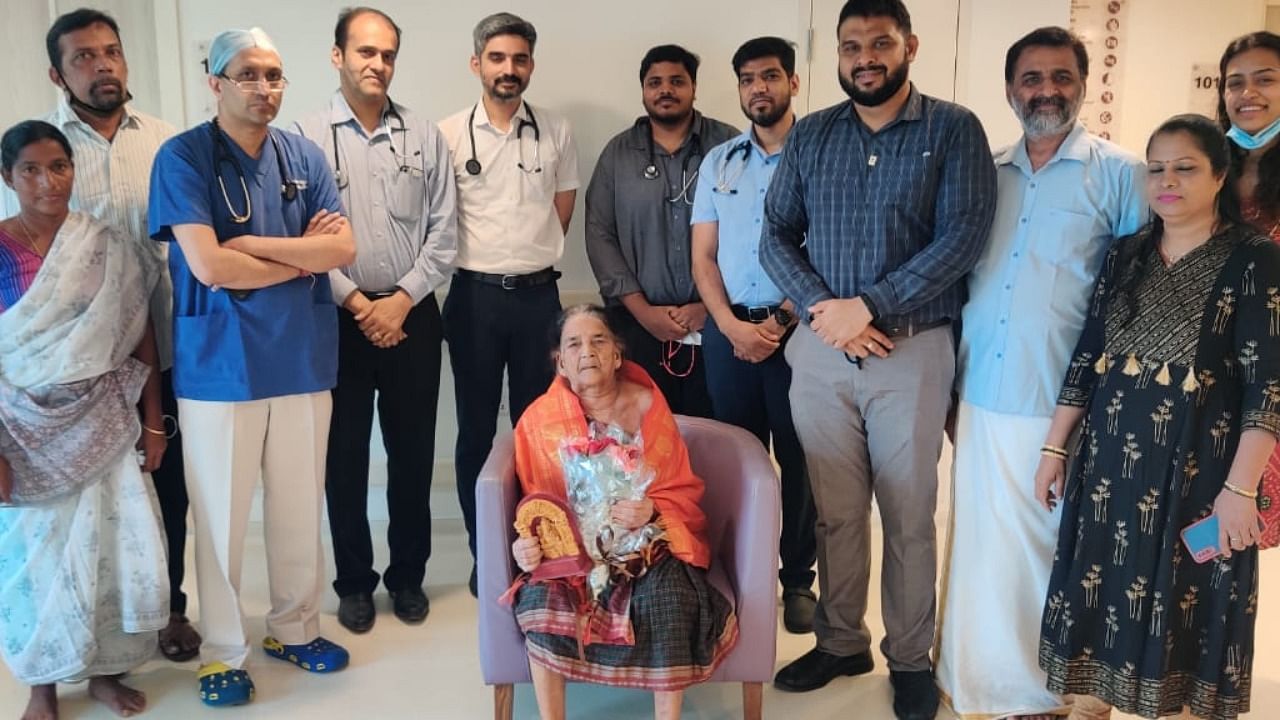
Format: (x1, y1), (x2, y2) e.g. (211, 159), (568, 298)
(805, 0), (961, 113)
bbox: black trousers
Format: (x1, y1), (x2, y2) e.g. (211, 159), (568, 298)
(152, 369), (190, 614)
(607, 306), (713, 418)
(443, 274), (561, 559)
(702, 317), (817, 590)
(325, 296), (442, 598)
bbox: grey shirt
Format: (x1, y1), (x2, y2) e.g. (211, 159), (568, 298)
(293, 92), (457, 305)
(586, 111), (737, 305)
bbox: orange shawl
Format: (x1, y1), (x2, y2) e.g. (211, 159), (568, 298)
(513, 361), (711, 569)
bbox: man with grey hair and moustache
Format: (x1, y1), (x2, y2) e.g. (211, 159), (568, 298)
(438, 12), (579, 597)
(934, 26), (1147, 720)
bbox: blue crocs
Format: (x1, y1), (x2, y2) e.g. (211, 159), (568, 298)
(262, 636), (349, 673)
(197, 662), (255, 707)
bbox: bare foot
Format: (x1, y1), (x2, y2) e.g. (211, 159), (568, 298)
(22, 684), (57, 720)
(88, 676), (147, 718)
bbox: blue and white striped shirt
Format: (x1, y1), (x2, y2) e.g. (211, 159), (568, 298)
(760, 86), (997, 329)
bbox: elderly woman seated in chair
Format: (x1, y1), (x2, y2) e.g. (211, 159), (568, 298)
(508, 304), (738, 720)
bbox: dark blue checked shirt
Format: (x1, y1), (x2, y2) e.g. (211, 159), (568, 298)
(760, 85), (997, 330)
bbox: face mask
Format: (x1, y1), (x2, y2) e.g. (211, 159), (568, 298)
(1227, 116), (1280, 151)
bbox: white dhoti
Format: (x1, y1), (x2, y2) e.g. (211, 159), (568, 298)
(935, 401), (1069, 719)
(179, 391), (330, 668)
(0, 452), (169, 685)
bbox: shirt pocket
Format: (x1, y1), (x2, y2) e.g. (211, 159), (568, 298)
(522, 139), (560, 203)
(1033, 208), (1104, 269)
(853, 149), (937, 209)
(387, 170), (426, 224)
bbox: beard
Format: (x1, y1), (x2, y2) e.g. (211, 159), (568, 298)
(742, 94), (792, 128)
(73, 78), (128, 115)
(645, 97), (692, 127)
(1015, 94), (1081, 139)
(839, 61), (909, 107)
(487, 73), (527, 101)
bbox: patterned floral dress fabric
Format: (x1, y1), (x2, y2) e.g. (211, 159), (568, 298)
(1039, 225), (1280, 720)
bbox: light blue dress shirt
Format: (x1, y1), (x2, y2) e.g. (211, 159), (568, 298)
(690, 128), (785, 307)
(292, 93), (457, 305)
(958, 123), (1148, 417)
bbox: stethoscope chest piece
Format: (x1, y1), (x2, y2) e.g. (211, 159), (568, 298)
(643, 164), (660, 180)
(465, 158), (482, 176)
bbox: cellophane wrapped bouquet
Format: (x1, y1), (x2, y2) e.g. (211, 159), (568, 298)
(559, 421), (662, 597)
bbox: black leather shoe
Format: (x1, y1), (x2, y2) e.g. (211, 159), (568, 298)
(782, 587), (817, 634)
(468, 566), (478, 598)
(773, 647), (874, 692)
(390, 587), (430, 624)
(337, 592), (375, 634)
(890, 669), (939, 720)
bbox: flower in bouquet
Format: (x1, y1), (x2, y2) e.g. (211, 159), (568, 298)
(559, 422), (661, 597)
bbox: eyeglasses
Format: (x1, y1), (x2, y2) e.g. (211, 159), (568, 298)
(218, 74), (289, 93)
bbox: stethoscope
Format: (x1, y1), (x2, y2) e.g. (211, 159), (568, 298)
(211, 117), (301, 225)
(465, 101), (541, 175)
(640, 118), (704, 206)
(713, 139), (753, 195)
(331, 102), (420, 189)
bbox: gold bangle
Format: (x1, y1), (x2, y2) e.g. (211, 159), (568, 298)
(1041, 444), (1069, 456)
(142, 424), (166, 437)
(1223, 481), (1259, 499)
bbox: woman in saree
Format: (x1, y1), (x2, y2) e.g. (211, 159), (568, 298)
(1033, 114), (1277, 720)
(509, 304), (738, 720)
(0, 120), (170, 719)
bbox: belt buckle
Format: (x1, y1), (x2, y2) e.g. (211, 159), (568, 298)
(500, 274), (519, 291)
(746, 306), (771, 323)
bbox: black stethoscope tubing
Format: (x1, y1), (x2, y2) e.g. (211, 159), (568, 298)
(465, 101), (540, 175)
(331, 102), (413, 189)
(211, 117), (299, 225)
(640, 117), (704, 181)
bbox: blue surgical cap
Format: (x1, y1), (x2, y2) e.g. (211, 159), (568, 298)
(207, 27), (279, 76)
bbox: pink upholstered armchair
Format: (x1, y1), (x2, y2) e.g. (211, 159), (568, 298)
(476, 415), (781, 720)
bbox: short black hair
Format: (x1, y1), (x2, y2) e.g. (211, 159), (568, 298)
(639, 44), (700, 84)
(2, 120), (74, 173)
(1004, 26), (1088, 85)
(46, 8), (121, 71)
(838, 0), (912, 36)
(732, 36), (797, 78)
(334, 6), (402, 52)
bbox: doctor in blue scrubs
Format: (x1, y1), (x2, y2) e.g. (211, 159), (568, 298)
(148, 27), (356, 707)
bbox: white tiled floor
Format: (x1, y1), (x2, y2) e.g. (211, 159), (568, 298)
(2, 461), (1278, 719)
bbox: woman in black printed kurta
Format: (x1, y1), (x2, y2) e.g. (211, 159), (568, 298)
(1032, 115), (1280, 720)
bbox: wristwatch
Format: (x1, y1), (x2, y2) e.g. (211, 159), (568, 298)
(773, 307), (794, 327)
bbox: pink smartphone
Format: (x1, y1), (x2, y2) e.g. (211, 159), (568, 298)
(1181, 514), (1270, 564)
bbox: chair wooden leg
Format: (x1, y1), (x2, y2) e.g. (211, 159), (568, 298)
(494, 684), (514, 720)
(742, 681), (763, 720)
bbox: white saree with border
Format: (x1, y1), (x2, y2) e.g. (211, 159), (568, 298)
(0, 211), (168, 684)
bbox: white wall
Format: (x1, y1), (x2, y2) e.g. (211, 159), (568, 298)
(2, 0), (1274, 519)
(174, 0), (808, 297)
(1110, 0), (1266, 152)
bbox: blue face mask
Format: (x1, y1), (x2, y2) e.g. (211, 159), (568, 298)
(1227, 116), (1280, 151)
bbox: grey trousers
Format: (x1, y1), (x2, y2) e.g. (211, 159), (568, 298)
(785, 322), (953, 671)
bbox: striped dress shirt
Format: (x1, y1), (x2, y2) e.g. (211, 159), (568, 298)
(293, 92), (458, 305)
(1, 97), (176, 367)
(760, 85), (997, 330)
